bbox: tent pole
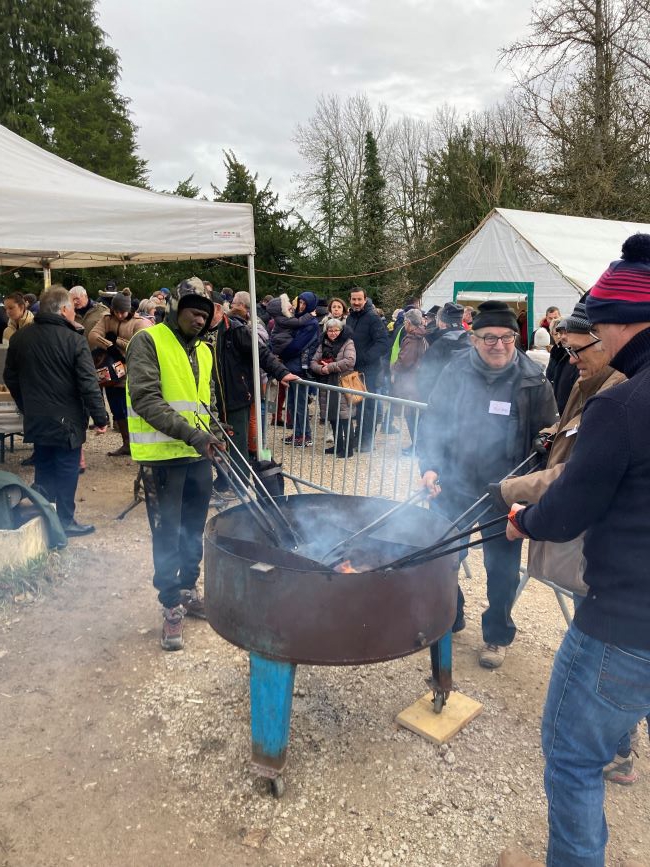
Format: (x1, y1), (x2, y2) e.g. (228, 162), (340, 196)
(247, 254), (265, 459)
(43, 265), (51, 290)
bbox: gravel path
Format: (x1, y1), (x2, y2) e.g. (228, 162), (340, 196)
(0, 431), (647, 866)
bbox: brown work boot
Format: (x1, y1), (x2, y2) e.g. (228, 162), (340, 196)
(161, 605), (185, 651)
(497, 847), (544, 867)
(179, 588), (206, 619)
(479, 643), (506, 669)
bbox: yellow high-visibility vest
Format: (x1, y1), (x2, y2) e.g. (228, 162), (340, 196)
(126, 323), (212, 462)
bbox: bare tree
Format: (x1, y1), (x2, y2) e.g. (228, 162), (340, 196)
(501, 0), (650, 217)
(293, 94), (393, 265)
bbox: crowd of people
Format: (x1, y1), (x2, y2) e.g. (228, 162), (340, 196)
(2, 237), (650, 867)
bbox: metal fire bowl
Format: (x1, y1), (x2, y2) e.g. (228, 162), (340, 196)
(204, 493), (458, 666)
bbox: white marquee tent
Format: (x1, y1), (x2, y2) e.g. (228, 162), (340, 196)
(421, 208), (650, 335)
(0, 123), (255, 269)
(0, 124), (270, 452)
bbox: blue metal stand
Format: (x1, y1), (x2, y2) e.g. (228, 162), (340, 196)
(249, 652), (296, 787)
(429, 630), (453, 713)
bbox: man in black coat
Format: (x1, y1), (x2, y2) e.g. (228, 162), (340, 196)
(347, 287), (389, 450)
(4, 286), (109, 536)
(503, 235), (650, 867)
(420, 301), (557, 670)
(210, 293), (296, 477)
(417, 302), (470, 400)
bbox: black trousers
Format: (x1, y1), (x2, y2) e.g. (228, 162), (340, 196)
(354, 367), (381, 446)
(34, 443), (81, 527)
(227, 406), (250, 482)
(141, 460), (212, 608)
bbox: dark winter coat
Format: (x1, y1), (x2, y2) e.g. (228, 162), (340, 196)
(417, 327), (470, 401)
(546, 342), (579, 414)
(4, 312), (109, 448)
(518, 327), (650, 650)
(419, 348), (558, 500)
(346, 299), (389, 374)
(278, 292), (321, 375)
(267, 293), (320, 359)
(211, 313), (290, 417)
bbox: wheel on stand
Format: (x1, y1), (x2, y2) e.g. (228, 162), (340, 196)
(269, 776), (285, 798)
(432, 691), (445, 714)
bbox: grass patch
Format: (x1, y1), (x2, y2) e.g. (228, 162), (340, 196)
(0, 550), (68, 606)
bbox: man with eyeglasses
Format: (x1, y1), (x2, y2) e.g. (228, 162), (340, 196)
(503, 233), (650, 867)
(420, 300), (557, 670)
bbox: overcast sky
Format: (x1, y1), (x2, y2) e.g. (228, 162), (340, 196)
(96, 0), (534, 206)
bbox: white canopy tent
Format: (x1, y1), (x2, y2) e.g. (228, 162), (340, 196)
(421, 208), (650, 336)
(0, 124), (269, 454)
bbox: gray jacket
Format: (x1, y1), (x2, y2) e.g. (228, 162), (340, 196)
(419, 348), (558, 499)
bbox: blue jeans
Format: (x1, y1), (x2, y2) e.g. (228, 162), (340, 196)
(435, 493), (522, 645)
(288, 382), (311, 438)
(542, 622), (650, 866)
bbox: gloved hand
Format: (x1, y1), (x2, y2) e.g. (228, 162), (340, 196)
(486, 482), (508, 514)
(532, 432), (554, 455)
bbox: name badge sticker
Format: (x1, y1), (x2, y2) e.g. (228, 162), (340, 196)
(489, 400), (511, 416)
(565, 426), (579, 437)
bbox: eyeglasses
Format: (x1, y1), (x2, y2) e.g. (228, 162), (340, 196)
(473, 333), (517, 346)
(564, 334), (601, 359)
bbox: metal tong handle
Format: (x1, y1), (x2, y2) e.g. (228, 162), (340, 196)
(199, 404), (303, 549)
(387, 514), (508, 570)
(209, 450), (284, 547)
(378, 452), (540, 572)
(418, 530), (506, 564)
(435, 452), (540, 539)
(321, 488), (427, 565)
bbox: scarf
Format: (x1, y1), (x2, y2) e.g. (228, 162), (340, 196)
(469, 345), (518, 384)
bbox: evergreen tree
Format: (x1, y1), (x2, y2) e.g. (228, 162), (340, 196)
(0, 0), (147, 185)
(359, 130), (387, 295)
(426, 107), (538, 273)
(211, 151), (307, 293)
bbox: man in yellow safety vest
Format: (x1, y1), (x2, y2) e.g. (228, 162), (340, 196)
(126, 278), (224, 651)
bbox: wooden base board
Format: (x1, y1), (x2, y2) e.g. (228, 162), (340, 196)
(396, 691), (483, 744)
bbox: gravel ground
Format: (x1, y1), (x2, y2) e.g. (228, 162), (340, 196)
(0, 429), (648, 867)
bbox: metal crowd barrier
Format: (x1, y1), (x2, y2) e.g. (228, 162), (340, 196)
(265, 378), (427, 500)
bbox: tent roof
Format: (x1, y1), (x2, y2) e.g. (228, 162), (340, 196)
(0, 124), (255, 269)
(471, 208), (650, 292)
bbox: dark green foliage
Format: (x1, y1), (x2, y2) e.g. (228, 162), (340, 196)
(359, 130), (388, 295)
(0, 0), (147, 185)
(425, 115), (538, 273)
(210, 151), (309, 293)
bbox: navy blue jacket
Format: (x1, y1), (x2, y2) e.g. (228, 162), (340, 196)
(347, 300), (389, 373)
(280, 292), (320, 375)
(519, 326), (650, 650)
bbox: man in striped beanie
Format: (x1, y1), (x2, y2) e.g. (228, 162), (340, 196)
(499, 233), (650, 867)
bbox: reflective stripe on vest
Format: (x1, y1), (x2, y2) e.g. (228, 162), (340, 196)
(126, 324), (212, 462)
(390, 326), (403, 366)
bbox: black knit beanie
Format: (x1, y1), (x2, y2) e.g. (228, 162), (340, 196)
(471, 300), (518, 332)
